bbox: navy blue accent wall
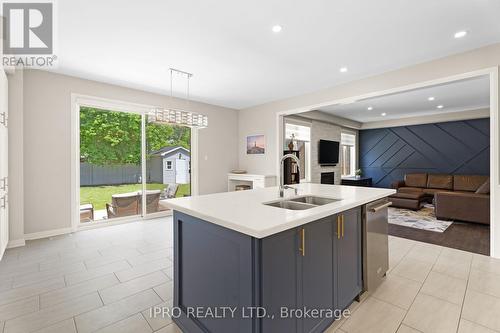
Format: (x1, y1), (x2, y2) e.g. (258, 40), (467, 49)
(359, 118), (490, 188)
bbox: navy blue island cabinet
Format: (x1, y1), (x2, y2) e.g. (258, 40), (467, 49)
(173, 207), (362, 333)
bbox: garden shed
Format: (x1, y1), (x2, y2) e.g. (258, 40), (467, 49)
(150, 146), (191, 184)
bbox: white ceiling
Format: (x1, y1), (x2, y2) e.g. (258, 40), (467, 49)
(53, 0), (500, 109)
(316, 76), (490, 123)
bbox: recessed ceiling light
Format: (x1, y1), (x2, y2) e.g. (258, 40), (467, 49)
(381, 113), (387, 116)
(454, 30), (467, 39)
(428, 97), (435, 101)
(437, 105), (444, 109)
(367, 106), (373, 111)
(272, 25), (282, 33)
(339, 67), (348, 73)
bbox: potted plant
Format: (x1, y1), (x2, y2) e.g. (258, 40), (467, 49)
(355, 169), (362, 179)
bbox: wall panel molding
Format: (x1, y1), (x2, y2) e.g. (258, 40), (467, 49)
(360, 118), (490, 188)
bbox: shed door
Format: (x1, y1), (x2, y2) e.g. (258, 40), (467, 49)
(175, 159), (189, 184)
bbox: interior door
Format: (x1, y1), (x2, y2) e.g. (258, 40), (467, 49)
(0, 68), (9, 259)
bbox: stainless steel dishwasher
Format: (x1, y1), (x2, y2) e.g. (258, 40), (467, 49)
(363, 198), (391, 292)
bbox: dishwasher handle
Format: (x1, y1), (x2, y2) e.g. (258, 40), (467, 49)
(369, 202), (392, 212)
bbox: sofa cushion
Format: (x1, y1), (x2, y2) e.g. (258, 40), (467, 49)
(422, 188), (448, 195)
(427, 174), (453, 190)
(476, 178), (490, 194)
(451, 190), (474, 195)
(389, 192), (426, 199)
(398, 187), (424, 194)
(404, 173), (428, 188)
(453, 175), (489, 192)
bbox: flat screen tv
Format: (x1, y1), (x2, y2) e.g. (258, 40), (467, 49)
(319, 139), (340, 165)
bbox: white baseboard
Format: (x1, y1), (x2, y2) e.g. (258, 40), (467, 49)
(77, 217), (141, 231)
(7, 239), (26, 248)
(15, 215), (171, 244)
(23, 227), (73, 241)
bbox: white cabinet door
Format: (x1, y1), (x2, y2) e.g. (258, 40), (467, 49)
(0, 68), (8, 260)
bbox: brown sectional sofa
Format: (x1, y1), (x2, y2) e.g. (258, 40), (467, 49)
(391, 173), (490, 225)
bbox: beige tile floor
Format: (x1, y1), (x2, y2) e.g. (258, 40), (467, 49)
(328, 236), (500, 333)
(0, 217), (499, 333)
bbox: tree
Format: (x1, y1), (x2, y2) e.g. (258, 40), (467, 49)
(80, 107), (191, 166)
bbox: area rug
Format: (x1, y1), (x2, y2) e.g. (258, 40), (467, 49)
(388, 204), (453, 232)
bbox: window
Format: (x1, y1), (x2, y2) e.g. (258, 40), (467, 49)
(341, 132), (356, 177)
(165, 160), (173, 170)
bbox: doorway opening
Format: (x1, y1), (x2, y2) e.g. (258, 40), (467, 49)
(275, 68), (498, 257)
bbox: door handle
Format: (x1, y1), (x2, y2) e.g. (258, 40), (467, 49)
(370, 202), (392, 212)
(341, 214), (345, 238)
(1, 195), (6, 209)
(299, 228), (305, 256)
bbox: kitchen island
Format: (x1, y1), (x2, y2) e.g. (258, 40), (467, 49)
(166, 183), (395, 333)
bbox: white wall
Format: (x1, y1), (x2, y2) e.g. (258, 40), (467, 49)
(7, 70), (24, 246)
(11, 70), (238, 237)
(237, 115), (274, 175)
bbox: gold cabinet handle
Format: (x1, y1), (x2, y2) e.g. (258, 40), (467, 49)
(299, 228), (305, 256)
(341, 214), (345, 238)
(337, 216), (340, 239)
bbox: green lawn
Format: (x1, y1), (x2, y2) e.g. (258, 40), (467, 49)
(80, 183), (190, 210)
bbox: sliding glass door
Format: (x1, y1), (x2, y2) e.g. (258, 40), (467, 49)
(79, 107), (191, 223)
(79, 107), (143, 222)
(145, 119), (191, 215)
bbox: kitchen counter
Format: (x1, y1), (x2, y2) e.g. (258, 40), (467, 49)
(166, 183), (395, 238)
(167, 184), (395, 333)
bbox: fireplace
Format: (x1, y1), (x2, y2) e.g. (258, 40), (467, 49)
(321, 172), (335, 185)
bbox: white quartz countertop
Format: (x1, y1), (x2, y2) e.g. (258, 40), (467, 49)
(165, 183), (396, 238)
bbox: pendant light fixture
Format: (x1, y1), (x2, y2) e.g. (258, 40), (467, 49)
(150, 68), (208, 128)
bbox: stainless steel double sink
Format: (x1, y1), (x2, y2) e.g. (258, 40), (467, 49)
(264, 195), (341, 210)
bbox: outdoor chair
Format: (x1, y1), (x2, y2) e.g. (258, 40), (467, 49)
(106, 192), (140, 218)
(80, 203), (94, 222)
(139, 190), (161, 214)
(165, 183), (180, 198)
